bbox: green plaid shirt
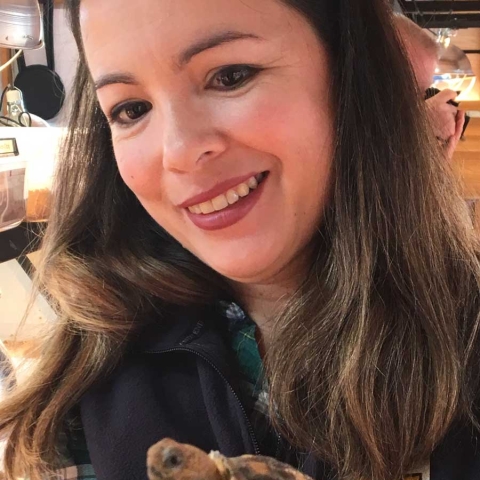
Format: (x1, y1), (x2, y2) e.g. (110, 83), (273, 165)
(51, 302), (269, 480)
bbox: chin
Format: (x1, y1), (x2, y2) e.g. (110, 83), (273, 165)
(199, 246), (289, 285)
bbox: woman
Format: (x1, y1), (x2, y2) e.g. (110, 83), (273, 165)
(0, 0), (479, 479)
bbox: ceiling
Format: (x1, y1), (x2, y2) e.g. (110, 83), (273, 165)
(400, 0), (480, 30)
(392, 1), (480, 53)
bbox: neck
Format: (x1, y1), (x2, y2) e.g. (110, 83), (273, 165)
(230, 252), (311, 351)
(235, 281), (292, 338)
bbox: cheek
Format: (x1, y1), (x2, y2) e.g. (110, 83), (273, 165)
(112, 135), (165, 202)
(226, 92), (333, 234)
(227, 88), (334, 197)
(216, 88), (332, 162)
(248, 90), (334, 222)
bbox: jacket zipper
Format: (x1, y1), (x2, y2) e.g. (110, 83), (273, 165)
(144, 346), (261, 456)
(275, 432), (282, 459)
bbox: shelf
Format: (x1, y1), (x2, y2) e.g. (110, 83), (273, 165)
(460, 101), (480, 111)
(0, 222), (46, 264)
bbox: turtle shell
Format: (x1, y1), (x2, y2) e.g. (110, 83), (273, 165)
(223, 454), (313, 480)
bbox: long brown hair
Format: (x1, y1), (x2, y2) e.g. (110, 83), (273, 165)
(1, 0), (479, 479)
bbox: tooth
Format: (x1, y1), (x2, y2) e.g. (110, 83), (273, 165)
(199, 200), (215, 214)
(212, 194), (229, 211)
(226, 190), (239, 205)
(188, 205), (201, 214)
(236, 183), (250, 197)
(247, 177), (258, 189)
(188, 176), (261, 215)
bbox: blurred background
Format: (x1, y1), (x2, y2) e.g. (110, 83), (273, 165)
(394, 0), (480, 100)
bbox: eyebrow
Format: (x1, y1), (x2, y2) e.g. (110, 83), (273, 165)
(177, 30), (263, 67)
(94, 30), (263, 91)
(94, 72), (138, 91)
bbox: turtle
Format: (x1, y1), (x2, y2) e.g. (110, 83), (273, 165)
(147, 438), (313, 480)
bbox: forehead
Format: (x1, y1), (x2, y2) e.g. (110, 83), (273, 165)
(79, 0), (302, 70)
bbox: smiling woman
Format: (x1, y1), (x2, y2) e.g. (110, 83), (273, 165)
(82, 0), (333, 288)
(0, 1), (479, 480)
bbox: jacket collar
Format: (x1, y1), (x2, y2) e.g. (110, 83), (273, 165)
(130, 303), (214, 352)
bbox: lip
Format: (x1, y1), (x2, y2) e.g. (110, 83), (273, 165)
(185, 174), (268, 231)
(177, 172), (263, 209)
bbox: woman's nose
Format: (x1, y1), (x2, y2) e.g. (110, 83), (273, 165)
(160, 100), (228, 173)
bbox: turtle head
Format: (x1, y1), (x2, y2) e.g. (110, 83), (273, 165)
(147, 438), (224, 480)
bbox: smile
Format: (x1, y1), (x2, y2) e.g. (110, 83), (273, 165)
(187, 172), (266, 215)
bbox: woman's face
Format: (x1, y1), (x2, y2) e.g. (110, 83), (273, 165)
(80, 0), (334, 285)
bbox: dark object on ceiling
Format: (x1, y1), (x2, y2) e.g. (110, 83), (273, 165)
(399, 0), (480, 28)
(14, 64), (65, 120)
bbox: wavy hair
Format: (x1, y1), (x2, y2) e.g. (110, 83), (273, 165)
(0, 0), (479, 479)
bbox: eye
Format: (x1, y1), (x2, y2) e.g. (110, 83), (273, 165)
(208, 65), (261, 91)
(109, 100), (152, 126)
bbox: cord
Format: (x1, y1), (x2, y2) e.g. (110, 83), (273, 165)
(0, 115), (25, 127)
(0, 86), (32, 126)
(2, 113), (33, 127)
(18, 111), (32, 127)
(0, 49), (23, 73)
(0, 85), (9, 116)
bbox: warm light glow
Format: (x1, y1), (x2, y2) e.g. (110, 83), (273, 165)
(434, 76), (478, 100)
(0, 128), (64, 225)
(0, 127), (65, 191)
